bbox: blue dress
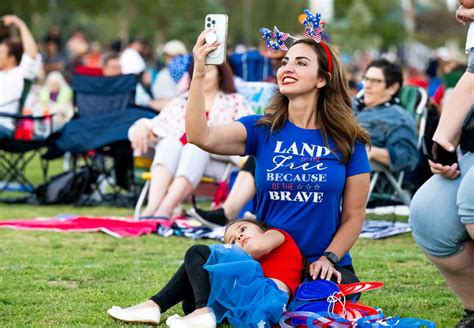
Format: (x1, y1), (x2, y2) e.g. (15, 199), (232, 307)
(204, 244), (289, 328)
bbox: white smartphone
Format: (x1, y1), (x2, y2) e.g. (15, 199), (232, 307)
(204, 14), (228, 65)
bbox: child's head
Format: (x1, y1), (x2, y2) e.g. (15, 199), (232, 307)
(223, 219), (268, 247)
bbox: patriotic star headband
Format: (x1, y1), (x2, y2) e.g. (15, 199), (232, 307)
(260, 9), (333, 74)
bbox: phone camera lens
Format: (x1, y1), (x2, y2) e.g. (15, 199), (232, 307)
(207, 23), (211, 27)
(207, 17), (211, 21)
(212, 20), (216, 24)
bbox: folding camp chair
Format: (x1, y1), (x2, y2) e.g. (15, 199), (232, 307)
(133, 154), (240, 220)
(45, 73), (155, 205)
(0, 79), (53, 198)
(367, 85), (428, 206)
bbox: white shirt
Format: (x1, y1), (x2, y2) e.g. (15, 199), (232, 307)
(120, 48), (146, 75)
(0, 53), (42, 131)
(128, 91), (254, 142)
(467, 22), (474, 52)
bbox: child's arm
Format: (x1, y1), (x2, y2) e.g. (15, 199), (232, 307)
(243, 230), (284, 260)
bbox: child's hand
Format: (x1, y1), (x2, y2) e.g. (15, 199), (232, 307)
(309, 258), (342, 283)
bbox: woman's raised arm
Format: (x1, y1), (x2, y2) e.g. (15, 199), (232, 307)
(185, 30), (247, 155)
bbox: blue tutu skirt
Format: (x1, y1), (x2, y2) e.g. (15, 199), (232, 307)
(204, 244), (289, 328)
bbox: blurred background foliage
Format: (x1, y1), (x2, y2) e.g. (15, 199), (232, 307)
(0, 0), (467, 53)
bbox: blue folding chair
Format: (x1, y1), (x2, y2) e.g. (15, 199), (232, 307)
(46, 74), (155, 205)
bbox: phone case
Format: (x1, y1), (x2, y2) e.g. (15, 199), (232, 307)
(205, 14), (228, 65)
(422, 136), (458, 166)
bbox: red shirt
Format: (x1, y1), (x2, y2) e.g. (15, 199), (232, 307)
(259, 228), (303, 297)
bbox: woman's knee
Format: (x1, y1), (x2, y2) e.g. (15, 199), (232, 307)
(152, 137), (183, 173)
(410, 175), (467, 257)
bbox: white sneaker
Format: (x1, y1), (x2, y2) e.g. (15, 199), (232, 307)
(168, 312), (216, 328)
(107, 305), (160, 324)
(165, 314), (182, 326)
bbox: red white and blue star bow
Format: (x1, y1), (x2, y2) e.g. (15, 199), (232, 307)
(302, 9), (325, 43)
(259, 26), (289, 54)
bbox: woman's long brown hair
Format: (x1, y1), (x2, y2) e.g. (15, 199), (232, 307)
(257, 39), (370, 163)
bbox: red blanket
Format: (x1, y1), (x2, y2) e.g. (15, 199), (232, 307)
(0, 217), (172, 238)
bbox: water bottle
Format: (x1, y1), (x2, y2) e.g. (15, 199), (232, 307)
(41, 106), (52, 138)
(22, 107), (34, 141)
(34, 105), (46, 138)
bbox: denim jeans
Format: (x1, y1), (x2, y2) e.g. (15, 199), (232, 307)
(0, 125), (13, 141)
(410, 152), (474, 257)
(411, 48), (474, 256)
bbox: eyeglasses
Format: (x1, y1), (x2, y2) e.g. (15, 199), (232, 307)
(362, 76), (385, 85)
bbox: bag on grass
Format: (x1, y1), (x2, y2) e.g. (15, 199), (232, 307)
(35, 166), (99, 204)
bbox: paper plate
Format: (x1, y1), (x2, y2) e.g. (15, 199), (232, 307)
(337, 281), (384, 296)
(333, 302), (379, 320)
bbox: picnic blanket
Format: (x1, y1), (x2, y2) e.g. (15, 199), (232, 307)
(0, 216), (410, 240)
(0, 216), (171, 238)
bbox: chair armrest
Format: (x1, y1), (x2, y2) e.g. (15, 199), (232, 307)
(0, 112), (55, 120)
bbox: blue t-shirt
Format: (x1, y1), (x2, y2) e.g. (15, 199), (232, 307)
(238, 115), (371, 266)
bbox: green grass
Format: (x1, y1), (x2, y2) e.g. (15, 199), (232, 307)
(0, 205), (462, 327)
(0, 157), (463, 327)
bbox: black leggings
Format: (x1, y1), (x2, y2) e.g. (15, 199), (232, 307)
(150, 245), (211, 314)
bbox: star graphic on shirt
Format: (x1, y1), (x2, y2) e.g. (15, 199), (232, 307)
(257, 319), (266, 328)
(305, 184), (312, 190)
(314, 184), (321, 191)
(297, 184), (303, 190)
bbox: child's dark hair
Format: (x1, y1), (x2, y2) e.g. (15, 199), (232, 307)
(224, 218), (269, 235)
(225, 219), (310, 280)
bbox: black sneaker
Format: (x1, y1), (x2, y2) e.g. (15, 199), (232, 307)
(456, 309), (474, 328)
(187, 207), (229, 228)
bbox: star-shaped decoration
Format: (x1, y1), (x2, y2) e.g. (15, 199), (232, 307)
(302, 9), (325, 43)
(314, 184), (321, 191)
(259, 26), (289, 55)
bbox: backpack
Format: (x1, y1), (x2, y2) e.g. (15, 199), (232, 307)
(35, 166), (99, 204)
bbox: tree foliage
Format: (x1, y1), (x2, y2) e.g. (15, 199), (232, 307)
(0, 0), (466, 52)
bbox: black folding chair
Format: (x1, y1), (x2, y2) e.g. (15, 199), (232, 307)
(46, 74), (155, 206)
(0, 80), (53, 198)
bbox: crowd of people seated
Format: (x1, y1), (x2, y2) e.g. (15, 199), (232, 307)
(0, 14), (468, 216)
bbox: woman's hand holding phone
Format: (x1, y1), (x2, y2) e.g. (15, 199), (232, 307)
(423, 136), (460, 179)
(191, 29), (221, 78)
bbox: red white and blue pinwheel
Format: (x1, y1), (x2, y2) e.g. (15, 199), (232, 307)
(259, 26), (289, 54)
(302, 9), (325, 43)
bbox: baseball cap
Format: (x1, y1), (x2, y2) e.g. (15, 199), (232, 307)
(163, 40), (188, 56)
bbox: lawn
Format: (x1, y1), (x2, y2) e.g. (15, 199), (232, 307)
(0, 158), (462, 327)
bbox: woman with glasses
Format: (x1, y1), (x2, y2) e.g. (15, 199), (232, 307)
(354, 59), (418, 173)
